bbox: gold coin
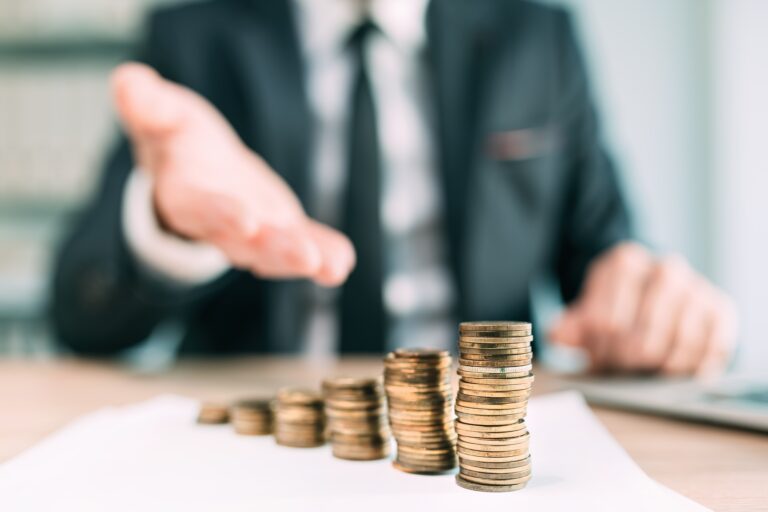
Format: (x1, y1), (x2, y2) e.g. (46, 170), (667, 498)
(458, 450), (530, 463)
(457, 439), (530, 452)
(459, 377), (534, 388)
(460, 347), (532, 356)
(455, 433), (529, 444)
(457, 393), (530, 403)
(459, 352), (533, 361)
(384, 361), (453, 371)
(332, 446), (390, 461)
(460, 330), (532, 338)
(392, 460), (456, 475)
(460, 463), (531, 475)
(459, 321), (532, 331)
(460, 350), (531, 359)
(458, 365), (532, 374)
(397, 447), (457, 459)
(459, 472), (531, 486)
(458, 371), (533, 382)
(197, 402), (230, 424)
(455, 432), (529, 445)
(397, 456), (457, 468)
(457, 392), (528, 402)
(459, 333), (533, 343)
(460, 467), (531, 481)
(456, 412), (526, 425)
(274, 436), (325, 448)
(458, 341), (532, 351)
(455, 418), (526, 431)
(460, 455), (531, 470)
(456, 404), (528, 415)
(455, 474), (528, 492)
(457, 445), (528, 459)
(459, 358), (533, 368)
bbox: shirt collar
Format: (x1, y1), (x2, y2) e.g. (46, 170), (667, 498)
(293, 0), (429, 58)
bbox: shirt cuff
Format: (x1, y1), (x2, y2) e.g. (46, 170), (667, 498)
(121, 169), (230, 285)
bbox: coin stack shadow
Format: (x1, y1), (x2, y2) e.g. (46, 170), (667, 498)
(454, 321), (534, 492)
(323, 377), (391, 461)
(384, 348), (457, 474)
(274, 388), (326, 447)
(231, 398), (274, 435)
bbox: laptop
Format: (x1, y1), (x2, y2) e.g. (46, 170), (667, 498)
(561, 373), (768, 432)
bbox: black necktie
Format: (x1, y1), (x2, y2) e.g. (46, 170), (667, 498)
(339, 20), (385, 353)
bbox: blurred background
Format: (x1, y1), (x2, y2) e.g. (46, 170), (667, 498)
(0, 0), (766, 372)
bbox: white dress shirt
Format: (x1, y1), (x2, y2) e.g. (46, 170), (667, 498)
(122, 0), (455, 354)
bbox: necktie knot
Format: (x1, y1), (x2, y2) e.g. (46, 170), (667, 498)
(346, 19), (378, 54)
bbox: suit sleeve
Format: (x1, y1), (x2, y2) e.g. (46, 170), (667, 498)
(552, 9), (634, 303)
(50, 11), (236, 355)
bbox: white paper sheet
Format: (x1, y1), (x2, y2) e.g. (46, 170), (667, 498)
(0, 391), (708, 511)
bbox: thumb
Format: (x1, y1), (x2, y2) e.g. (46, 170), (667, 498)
(111, 62), (186, 140)
(549, 305), (586, 348)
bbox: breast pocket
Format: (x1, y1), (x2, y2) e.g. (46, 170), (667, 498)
(482, 125), (563, 212)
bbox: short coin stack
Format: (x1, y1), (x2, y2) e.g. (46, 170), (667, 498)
(197, 402), (230, 424)
(455, 321), (534, 492)
(274, 388), (326, 447)
(323, 377), (390, 461)
(384, 348), (457, 474)
(231, 398), (274, 436)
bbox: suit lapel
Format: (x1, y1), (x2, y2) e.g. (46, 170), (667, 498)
(224, 0), (313, 353)
(426, 0), (500, 316)
(227, 0), (313, 204)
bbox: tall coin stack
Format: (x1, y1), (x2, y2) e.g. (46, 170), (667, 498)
(384, 348), (457, 474)
(455, 321), (534, 492)
(231, 398), (274, 436)
(323, 377), (391, 461)
(274, 388), (326, 448)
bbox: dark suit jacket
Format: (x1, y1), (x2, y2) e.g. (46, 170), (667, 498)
(51, 0), (631, 355)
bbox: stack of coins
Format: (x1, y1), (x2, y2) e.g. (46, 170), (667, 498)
(455, 321), (534, 492)
(274, 388), (326, 447)
(323, 377), (390, 461)
(230, 398), (274, 435)
(197, 402), (230, 424)
(384, 348), (457, 474)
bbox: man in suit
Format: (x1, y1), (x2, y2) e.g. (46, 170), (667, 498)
(52, 0), (737, 375)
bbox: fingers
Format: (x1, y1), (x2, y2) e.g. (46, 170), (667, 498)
(305, 220), (356, 287)
(111, 63), (186, 140)
(595, 244), (652, 343)
(623, 255), (689, 370)
(210, 217), (354, 286)
(555, 243), (652, 372)
(549, 308), (585, 348)
(661, 291), (708, 375)
(235, 224), (320, 278)
(661, 286), (737, 378)
(558, 243), (739, 377)
(697, 293), (738, 378)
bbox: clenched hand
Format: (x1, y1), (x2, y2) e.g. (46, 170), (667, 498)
(549, 243), (738, 377)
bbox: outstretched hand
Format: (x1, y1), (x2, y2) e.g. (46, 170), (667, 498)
(112, 63), (355, 286)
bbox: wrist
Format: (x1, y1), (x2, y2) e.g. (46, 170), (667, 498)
(122, 169), (230, 284)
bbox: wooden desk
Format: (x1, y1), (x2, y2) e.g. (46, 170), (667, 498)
(1, 358), (766, 511)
